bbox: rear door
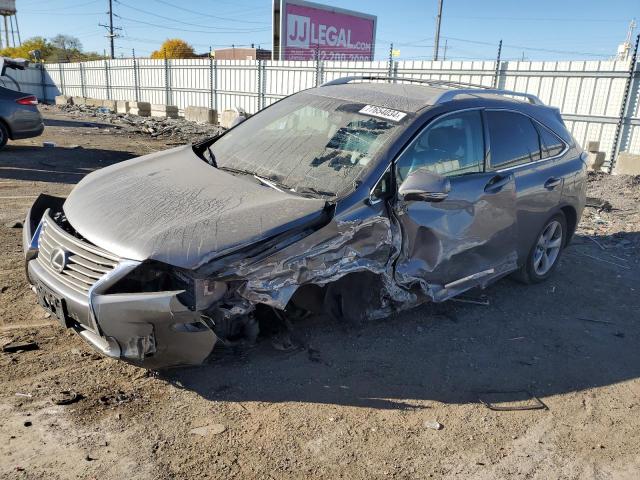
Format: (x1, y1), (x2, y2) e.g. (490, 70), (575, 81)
(485, 110), (569, 263)
(392, 109), (518, 302)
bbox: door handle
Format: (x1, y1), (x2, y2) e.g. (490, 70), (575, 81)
(544, 177), (562, 189)
(484, 174), (512, 193)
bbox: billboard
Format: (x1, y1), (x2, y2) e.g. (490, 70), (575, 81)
(273, 0), (376, 61)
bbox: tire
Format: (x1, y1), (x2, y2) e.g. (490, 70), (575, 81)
(513, 213), (567, 284)
(0, 122), (8, 149)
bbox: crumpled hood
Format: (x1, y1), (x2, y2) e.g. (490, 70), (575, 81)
(63, 145), (326, 269)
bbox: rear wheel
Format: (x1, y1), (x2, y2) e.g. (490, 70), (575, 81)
(513, 213), (566, 284)
(0, 122), (8, 148)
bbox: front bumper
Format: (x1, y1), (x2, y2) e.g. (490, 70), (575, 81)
(24, 199), (219, 369)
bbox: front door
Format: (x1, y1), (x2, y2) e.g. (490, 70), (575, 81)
(392, 109), (518, 302)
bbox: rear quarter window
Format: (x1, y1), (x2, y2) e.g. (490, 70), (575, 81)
(487, 110), (541, 169)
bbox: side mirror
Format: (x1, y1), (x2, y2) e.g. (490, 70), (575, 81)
(398, 168), (451, 202)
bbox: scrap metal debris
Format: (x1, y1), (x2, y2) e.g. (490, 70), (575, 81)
(52, 391), (83, 406)
(450, 293), (490, 306)
(55, 103), (224, 143)
(424, 420), (444, 430)
(98, 391), (136, 406)
(585, 196), (612, 212)
(478, 390), (548, 411)
(2, 340), (39, 353)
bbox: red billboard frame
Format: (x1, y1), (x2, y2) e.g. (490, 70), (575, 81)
(272, 0), (377, 61)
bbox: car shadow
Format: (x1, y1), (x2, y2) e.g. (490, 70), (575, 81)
(161, 231), (639, 410)
(0, 144), (138, 184)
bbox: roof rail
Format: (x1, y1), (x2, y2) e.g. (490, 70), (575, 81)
(320, 75), (489, 90)
(320, 75), (545, 106)
(434, 88), (544, 105)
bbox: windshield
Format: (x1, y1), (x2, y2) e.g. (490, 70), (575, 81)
(209, 91), (405, 198)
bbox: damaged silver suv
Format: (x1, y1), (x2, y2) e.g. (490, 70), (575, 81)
(24, 77), (586, 368)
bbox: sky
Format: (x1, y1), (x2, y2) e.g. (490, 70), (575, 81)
(12, 0), (639, 60)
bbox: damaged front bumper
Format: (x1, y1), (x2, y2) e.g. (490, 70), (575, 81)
(24, 199), (219, 369)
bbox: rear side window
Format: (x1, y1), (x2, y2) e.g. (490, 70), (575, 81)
(538, 124), (566, 158)
(487, 111), (541, 169)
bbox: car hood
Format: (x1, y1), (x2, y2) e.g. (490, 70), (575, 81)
(63, 145), (326, 269)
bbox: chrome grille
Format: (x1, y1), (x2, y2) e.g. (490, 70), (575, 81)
(36, 215), (120, 296)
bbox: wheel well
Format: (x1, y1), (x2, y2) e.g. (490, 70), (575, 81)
(560, 205), (577, 245)
(0, 118), (12, 140)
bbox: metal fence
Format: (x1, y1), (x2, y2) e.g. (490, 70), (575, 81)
(5, 56), (640, 170)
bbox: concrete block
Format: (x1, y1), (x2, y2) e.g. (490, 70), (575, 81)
(102, 99), (116, 111)
(129, 101), (151, 117)
(613, 152), (640, 175)
(116, 100), (130, 113)
(71, 96), (86, 105)
(85, 98), (104, 108)
(150, 104), (179, 119)
(220, 109), (240, 129)
(184, 106), (217, 124)
(587, 140), (600, 153)
(54, 95), (72, 106)
(586, 152), (605, 172)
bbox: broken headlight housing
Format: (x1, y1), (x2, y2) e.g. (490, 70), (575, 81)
(171, 269), (227, 311)
(106, 261), (227, 311)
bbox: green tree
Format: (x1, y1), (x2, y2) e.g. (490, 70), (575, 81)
(0, 35), (104, 62)
(0, 37), (53, 61)
(150, 39), (196, 59)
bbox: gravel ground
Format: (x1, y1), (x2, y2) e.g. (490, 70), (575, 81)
(0, 107), (639, 479)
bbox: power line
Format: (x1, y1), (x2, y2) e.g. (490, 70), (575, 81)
(441, 35), (610, 57)
(151, 0), (270, 25)
(114, 0), (269, 32)
(445, 15), (629, 23)
(115, 14), (271, 34)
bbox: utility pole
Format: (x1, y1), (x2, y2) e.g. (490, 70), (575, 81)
(433, 0), (444, 60)
(99, 0), (120, 59)
(108, 0), (114, 58)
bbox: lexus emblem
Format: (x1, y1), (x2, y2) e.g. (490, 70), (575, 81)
(50, 247), (69, 274)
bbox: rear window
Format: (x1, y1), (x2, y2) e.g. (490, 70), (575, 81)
(487, 111), (541, 168)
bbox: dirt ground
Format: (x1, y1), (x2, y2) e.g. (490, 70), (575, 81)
(1, 107), (639, 480)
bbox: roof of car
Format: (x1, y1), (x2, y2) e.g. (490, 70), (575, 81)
(310, 81), (544, 114)
(311, 82), (448, 113)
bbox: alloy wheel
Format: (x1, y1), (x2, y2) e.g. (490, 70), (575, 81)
(533, 220), (563, 276)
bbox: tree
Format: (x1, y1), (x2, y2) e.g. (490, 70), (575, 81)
(48, 34), (84, 62)
(0, 37), (53, 61)
(150, 39), (196, 59)
(0, 35), (104, 62)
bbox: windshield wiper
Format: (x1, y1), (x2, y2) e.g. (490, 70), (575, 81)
(206, 146), (217, 168)
(218, 165), (254, 176)
(294, 186), (336, 198)
(253, 175), (286, 193)
(218, 166), (290, 192)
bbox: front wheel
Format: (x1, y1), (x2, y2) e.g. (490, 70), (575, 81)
(513, 213), (567, 284)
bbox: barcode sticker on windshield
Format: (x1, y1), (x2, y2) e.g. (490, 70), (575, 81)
(359, 105), (407, 122)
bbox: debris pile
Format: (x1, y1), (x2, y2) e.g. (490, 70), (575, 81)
(52, 103), (225, 143)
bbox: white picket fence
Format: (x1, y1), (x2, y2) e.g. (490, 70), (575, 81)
(4, 58), (639, 170)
